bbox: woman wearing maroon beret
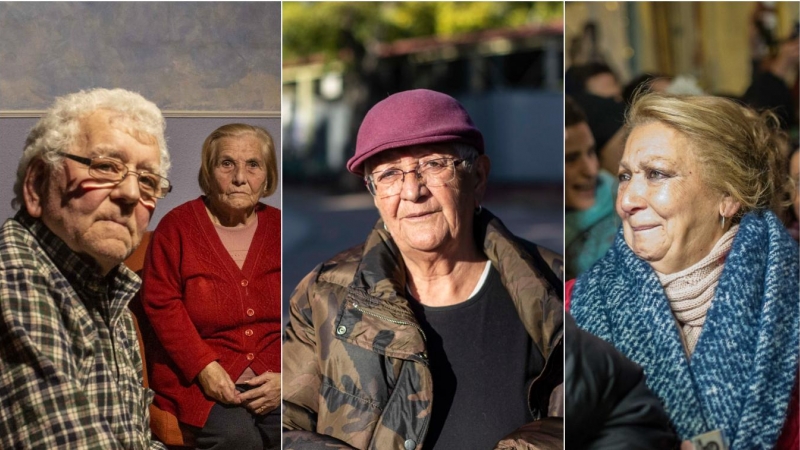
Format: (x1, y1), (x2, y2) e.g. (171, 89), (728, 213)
(142, 124), (281, 449)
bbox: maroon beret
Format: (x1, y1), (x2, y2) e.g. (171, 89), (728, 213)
(346, 89), (484, 175)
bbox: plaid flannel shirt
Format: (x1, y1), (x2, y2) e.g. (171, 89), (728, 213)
(0, 211), (165, 449)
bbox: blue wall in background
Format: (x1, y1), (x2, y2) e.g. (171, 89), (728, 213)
(0, 2), (281, 112)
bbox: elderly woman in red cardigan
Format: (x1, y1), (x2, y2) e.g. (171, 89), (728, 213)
(142, 124), (281, 449)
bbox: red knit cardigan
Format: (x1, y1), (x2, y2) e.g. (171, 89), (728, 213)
(141, 197), (281, 428)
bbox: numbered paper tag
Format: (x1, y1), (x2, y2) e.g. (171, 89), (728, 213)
(690, 429), (728, 450)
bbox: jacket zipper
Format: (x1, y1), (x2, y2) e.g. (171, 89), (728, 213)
(351, 301), (428, 343)
(352, 300), (431, 449)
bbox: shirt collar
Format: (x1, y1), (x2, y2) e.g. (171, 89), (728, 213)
(14, 210), (140, 321)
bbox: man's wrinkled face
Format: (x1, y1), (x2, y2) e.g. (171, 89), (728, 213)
(366, 144), (490, 257)
(25, 110), (161, 274)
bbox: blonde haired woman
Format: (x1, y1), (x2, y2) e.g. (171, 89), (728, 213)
(569, 94), (798, 448)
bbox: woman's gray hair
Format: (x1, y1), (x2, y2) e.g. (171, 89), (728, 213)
(12, 88), (169, 209)
(626, 92), (790, 221)
(197, 123), (278, 197)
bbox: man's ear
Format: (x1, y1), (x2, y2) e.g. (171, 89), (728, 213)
(23, 159), (48, 218)
(473, 154), (491, 206)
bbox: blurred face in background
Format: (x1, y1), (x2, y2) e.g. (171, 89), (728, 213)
(565, 121), (598, 211)
(585, 72), (622, 101)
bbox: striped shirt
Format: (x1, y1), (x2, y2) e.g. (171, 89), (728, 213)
(0, 211), (164, 449)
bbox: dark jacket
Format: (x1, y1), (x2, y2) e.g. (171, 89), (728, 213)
(283, 210), (564, 450)
(565, 313), (678, 449)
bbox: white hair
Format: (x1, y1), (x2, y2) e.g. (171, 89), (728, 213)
(12, 88), (169, 209)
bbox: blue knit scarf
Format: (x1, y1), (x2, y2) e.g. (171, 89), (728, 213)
(571, 210), (799, 448)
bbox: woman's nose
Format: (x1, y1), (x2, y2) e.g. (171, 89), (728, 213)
(232, 165), (247, 184)
(618, 178), (646, 214)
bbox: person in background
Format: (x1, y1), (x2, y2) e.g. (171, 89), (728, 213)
(0, 88), (171, 449)
(622, 74), (671, 107)
(565, 22), (611, 96)
(564, 96), (620, 280)
(570, 93), (798, 448)
(570, 63), (628, 175)
(142, 124), (281, 449)
(283, 89), (563, 450)
(573, 62), (624, 102)
(743, 35), (799, 131)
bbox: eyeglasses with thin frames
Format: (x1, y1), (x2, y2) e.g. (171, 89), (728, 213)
(57, 152), (172, 205)
(364, 157), (473, 197)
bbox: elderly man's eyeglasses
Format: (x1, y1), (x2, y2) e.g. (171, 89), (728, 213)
(364, 157), (473, 197)
(57, 152), (172, 201)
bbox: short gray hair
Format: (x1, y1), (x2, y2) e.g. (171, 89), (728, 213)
(12, 88), (169, 209)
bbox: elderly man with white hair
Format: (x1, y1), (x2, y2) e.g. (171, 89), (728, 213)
(0, 88), (172, 449)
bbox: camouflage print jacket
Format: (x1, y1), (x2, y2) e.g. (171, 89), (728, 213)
(283, 210), (564, 450)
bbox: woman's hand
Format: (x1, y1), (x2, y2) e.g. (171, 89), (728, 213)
(239, 371), (281, 415)
(197, 361), (241, 405)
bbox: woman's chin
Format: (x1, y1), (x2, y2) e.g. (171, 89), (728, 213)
(214, 198), (257, 213)
(627, 241), (666, 265)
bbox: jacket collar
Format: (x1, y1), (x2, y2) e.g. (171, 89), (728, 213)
(335, 208), (563, 362)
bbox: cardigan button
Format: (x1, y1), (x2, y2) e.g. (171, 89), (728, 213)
(245, 329), (253, 337)
(241, 279), (249, 287)
(336, 326), (346, 335)
(246, 353), (255, 361)
(404, 439), (416, 450)
(246, 308), (255, 317)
